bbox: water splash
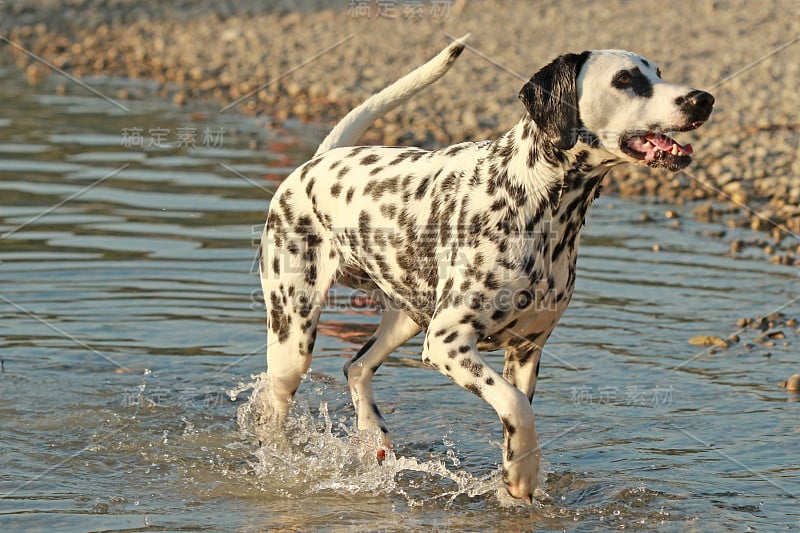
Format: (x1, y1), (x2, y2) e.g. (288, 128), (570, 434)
(228, 372), (530, 508)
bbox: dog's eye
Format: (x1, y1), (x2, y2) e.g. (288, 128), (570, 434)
(612, 70), (632, 88)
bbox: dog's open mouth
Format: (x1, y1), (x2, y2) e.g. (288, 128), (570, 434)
(620, 130), (697, 171)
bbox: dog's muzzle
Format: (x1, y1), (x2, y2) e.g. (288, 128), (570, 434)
(620, 89), (714, 171)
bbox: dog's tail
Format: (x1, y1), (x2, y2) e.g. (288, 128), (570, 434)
(314, 34), (470, 156)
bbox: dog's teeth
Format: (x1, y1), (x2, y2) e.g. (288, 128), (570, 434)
(671, 145), (679, 155)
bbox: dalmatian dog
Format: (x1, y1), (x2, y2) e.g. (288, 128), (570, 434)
(258, 35), (713, 502)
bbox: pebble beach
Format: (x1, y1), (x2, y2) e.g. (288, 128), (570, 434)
(2, 0), (799, 260)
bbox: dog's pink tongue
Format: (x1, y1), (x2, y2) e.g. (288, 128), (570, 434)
(644, 133), (693, 156)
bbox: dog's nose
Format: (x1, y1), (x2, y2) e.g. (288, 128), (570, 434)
(688, 90), (714, 114)
(676, 89), (714, 122)
(677, 89), (714, 115)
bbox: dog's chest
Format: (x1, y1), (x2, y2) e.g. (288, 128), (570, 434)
(479, 175), (604, 350)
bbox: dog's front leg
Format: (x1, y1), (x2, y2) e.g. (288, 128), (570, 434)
(422, 316), (540, 503)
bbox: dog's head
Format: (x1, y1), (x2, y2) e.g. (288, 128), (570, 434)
(519, 50), (714, 171)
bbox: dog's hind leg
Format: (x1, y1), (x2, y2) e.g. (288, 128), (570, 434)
(343, 300), (420, 447)
(259, 205), (337, 425)
(503, 345), (544, 404)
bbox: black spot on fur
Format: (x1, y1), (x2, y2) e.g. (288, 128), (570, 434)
(380, 204), (397, 219)
(465, 383), (483, 399)
(445, 143), (469, 156)
(348, 146), (368, 158)
(360, 154), (380, 166)
(269, 291), (291, 343)
(415, 176), (430, 200)
(443, 332), (458, 344)
(447, 41), (466, 64)
(299, 156), (321, 181)
(278, 191), (294, 223)
(460, 357), (483, 377)
(330, 182), (342, 197)
(337, 166), (350, 179)
(346, 187), (355, 203)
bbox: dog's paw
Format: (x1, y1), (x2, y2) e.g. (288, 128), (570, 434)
(502, 443), (541, 504)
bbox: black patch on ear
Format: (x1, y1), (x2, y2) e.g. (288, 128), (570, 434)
(519, 51), (590, 150)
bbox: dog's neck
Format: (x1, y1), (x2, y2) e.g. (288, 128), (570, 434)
(484, 116), (614, 234)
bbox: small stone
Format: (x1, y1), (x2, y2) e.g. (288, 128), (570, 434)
(688, 335), (729, 348)
(665, 209), (679, 219)
(786, 318), (797, 327)
(285, 82), (303, 97)
(779, 373), (800, 392)
(753, 317), (769, 331)
(652, 243), (661, 252)
(731, 191), (748, 206)
(766, 312), (784, 322)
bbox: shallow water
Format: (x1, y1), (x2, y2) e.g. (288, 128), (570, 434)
(1, 68), (798, 532)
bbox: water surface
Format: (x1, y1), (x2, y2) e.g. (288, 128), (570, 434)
(1, 69), (798, 532)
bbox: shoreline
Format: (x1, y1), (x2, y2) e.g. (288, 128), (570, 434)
(1, 0), (798, 263)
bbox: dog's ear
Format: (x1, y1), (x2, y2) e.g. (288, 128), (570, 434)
(519, 51), (590, 150)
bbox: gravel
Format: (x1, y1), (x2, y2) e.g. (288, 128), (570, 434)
(1, 0), (798, 259)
